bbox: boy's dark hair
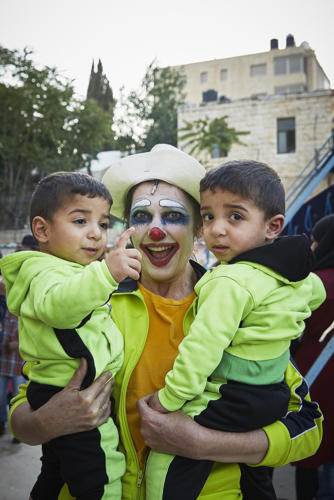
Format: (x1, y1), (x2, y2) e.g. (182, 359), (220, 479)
(200, 160), (285, 219)
(30, 172), (112, 226)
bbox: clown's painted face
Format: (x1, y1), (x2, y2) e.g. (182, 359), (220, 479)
(130, 181), (195, 283)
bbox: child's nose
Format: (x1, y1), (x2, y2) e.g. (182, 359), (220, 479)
(212, 220), (226, 236)
(88, 224), (102, 239)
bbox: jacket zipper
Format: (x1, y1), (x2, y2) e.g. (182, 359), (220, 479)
(136, 469), (144, 488)
(118, 291), (149, 499)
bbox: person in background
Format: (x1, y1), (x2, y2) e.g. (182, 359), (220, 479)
(0, 235), (39, 437)
(20, 234), (39, 251)
(0, 252), (6, 322)
(0, 298), (25, 439)
(293, 214), (334, 500)
(0, 249), (23, 440)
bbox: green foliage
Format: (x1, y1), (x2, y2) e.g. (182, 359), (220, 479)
(144, 63), (187, 151)
(87, 60), (114, 111)
(0, 46), (114, 228)
(112, 86), (143, 153)
(86, 59), (116, 151)
(86, 59), (115, 114)
(179, 115), (249, 160)
(113, 61), (186, 152)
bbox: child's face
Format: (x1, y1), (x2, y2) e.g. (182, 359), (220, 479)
(200, 188), (274, 263)
(37, 195), (110, 265)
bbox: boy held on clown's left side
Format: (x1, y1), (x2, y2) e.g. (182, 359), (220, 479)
(147, 161), (325, 500)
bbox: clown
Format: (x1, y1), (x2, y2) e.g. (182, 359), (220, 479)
(9, 144), (324, 500)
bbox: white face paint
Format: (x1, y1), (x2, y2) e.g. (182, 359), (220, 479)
(130, 181), (195, 283)
(159, 199), (187, 209)
(131, 199), (151, 210)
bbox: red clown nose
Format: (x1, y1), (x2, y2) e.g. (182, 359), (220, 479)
(149, 227), (166, 241)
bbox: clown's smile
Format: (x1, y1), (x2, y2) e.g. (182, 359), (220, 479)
(140, 242), (179, 267)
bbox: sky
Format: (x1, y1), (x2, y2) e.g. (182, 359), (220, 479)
(0, 0), (333, 100)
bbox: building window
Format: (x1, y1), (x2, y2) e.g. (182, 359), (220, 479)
(250, 64), (267, 76)
(277, 118), (295, 154)
(211, 144), (220, 158)
(220, 69), (228, 81)
(274, 55), (304, 75)
(211, 144), (227, 159)
(202, 89), (218, 102)
(275, 84), (305, 94)
(200, 72), (208, 84)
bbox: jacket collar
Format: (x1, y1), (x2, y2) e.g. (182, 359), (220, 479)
(230, 234), (314, 282)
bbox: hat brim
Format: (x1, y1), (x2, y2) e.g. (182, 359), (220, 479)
(102, 145), (206, 220)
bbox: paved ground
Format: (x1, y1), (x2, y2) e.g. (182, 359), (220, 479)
(0, 423), (297, 500)
(0, 425), (41, 500)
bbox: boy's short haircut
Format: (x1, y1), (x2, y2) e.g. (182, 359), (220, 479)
(200, 160), (285, 219)
(30, 171), (113, 226)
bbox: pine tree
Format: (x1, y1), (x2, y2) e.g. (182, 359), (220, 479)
(86, 59), (116, 150)
(87, 59), (115, 113)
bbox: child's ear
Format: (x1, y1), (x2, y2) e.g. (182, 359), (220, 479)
(32, 216), (50, 244)
(265, 214), (284, 242)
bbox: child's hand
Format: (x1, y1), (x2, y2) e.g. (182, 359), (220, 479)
(148, 391), (170, 414)
(105, 227), (142, 283)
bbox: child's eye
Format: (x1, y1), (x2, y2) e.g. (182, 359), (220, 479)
(230, 213), (243, 221)
(201, 214), (213, 222)
(74, 218), (86, 225)
(100, 222), (109, 230)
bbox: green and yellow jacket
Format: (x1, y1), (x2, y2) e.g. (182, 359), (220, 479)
(159, 248), (325, 413)
(1, 251), (123, 388)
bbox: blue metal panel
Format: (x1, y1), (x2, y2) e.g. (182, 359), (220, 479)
(284, 133), (334, 228)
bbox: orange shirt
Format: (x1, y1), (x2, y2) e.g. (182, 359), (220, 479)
(126, 283), (196, 468)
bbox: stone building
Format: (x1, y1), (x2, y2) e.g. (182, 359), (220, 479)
(173, 35), (334, 199)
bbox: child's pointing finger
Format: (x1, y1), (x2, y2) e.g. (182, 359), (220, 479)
(115, 227), (135, 249)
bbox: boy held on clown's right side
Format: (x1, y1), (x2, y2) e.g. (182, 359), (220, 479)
(0, 171), (142, 500)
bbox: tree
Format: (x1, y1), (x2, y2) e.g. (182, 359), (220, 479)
(113, 61), (186, 152)
(86, 59), (116, 151)
(179, 115), (249, 161)
(0, 46), (115, 229)
(87, 59), (115, 113)
(144, 63), (186, 151)
(111, 85), (143, 153)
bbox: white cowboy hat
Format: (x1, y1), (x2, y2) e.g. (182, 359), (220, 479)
(102, 144), (206, 219)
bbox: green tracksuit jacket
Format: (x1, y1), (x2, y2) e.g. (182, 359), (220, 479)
(158, 259), (325, 414)
(0, 251), (124, 387)
(2, 250), (126, 498)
